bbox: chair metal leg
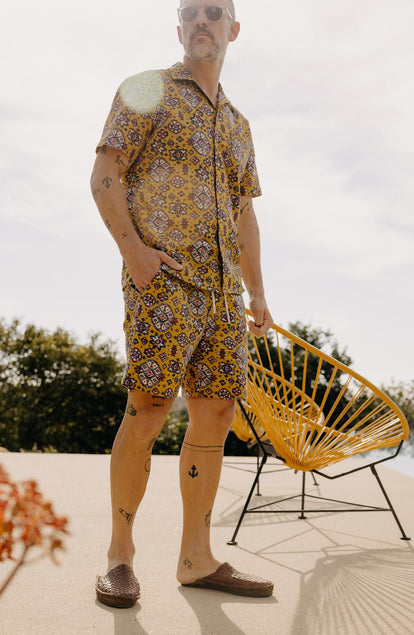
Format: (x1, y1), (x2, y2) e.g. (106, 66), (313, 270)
(256, 444), (262, 496)
(299, 471), (307, 519)
(370, 465), (411, 540)
(228, 453), (268, 545)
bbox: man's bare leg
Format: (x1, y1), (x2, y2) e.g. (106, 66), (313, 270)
(107, 390), (174, 572)
(176, 397), (235, 584)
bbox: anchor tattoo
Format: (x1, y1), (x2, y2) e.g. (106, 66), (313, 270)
(189, 465), (199, 479)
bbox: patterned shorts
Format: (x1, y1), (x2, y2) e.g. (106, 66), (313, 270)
(121, 269), (247, 400)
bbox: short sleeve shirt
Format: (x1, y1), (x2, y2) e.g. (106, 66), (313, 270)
(97, 63), (262, 294)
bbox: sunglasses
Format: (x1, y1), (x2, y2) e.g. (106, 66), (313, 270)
(178, 6), (233, 23)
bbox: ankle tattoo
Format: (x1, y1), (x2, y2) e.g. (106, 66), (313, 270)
(183, 558), (194, 570)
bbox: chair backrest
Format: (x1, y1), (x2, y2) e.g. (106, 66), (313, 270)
(244, 315), (409, 471)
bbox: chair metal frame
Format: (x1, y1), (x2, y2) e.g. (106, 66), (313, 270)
(228, 318), (411, 545)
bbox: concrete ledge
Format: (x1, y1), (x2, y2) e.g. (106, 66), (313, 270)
(1, 453), (413, 634)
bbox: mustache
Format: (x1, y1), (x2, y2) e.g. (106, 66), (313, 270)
(191, 26), (215, 41)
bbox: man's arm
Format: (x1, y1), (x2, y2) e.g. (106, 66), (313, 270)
(238, 196), (273, 337)
(90, 146), (182, 292)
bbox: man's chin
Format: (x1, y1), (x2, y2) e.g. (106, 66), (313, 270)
(187, 44), (219, 61)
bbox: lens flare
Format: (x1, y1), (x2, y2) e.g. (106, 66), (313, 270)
(119, 70), (164, 115)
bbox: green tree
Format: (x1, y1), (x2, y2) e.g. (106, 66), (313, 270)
(382, 380), (414, 438)
(0, 319), (126, 453)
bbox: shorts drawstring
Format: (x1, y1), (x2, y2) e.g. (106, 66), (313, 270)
(224, 293), (231, 323)
(211, 290), (231, 323)
(211, 289), (217, 315)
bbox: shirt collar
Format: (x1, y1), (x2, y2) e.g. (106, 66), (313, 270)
(169, 62), (229, 106)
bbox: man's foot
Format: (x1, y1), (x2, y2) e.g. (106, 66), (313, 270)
(181, 562), (274, 597)
(176, 555), (222, 586)
(96, 564), (140, 608)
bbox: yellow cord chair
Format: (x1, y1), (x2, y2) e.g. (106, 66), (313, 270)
(231, 381), (320, 495)
(228, 315), (410, 544)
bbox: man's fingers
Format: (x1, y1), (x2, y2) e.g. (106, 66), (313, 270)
(247, 312), (273, 338)
(251, 309), (265, 329)
(161, 253), (183, 271)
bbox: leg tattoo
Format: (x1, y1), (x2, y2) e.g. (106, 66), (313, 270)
(183, 442), (223, 454)
(147, 438), (157, 452)
(119, 508), (133, 525)
(189, 465), (199, 479)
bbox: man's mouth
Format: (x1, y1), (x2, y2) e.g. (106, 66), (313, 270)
(192, 30), (213, 42)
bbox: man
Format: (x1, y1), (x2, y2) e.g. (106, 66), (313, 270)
(91, 0), (274, 607)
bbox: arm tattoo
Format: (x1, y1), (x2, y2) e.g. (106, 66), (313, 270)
(105, 219), (111, 230)
(145, 458), (151, 473)
(205, 510), (212, 527)
(119, 508), (133, 525)
(121, 232), (128, 239)
(127, 404), (137, 416)
(115, 155), (127, 168)
(239, 241), (246, 252)
(92, 188), (100, 201)
(240, 201), (250, 215)
(102, 176), (112, 189)
(183, 442), (224, 454)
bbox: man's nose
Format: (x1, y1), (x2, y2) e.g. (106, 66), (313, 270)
(194, 9), (208, 26)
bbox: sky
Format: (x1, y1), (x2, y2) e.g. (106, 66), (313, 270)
(1, 0), (413, 387)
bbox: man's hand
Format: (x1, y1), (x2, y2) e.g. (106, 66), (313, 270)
(247, 297), (273, 338)
(124, 242), (183, 293)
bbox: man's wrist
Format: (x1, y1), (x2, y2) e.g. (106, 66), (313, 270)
(119, 234), (146, 258)
(247, 287), (265, 300)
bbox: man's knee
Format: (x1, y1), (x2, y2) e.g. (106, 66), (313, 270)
(187, 397), (236, 438)
(122, 391), (174, 446)
(213, 399), (236, 426)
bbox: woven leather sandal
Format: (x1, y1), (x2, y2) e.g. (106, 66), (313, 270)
(181, 562), (274, 597)
(96, 564), (140, 608)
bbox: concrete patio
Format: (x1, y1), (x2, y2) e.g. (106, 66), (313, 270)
(1, 451), (413, 634)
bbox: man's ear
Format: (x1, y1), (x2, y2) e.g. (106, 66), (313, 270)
(177, 24), (183, 44)
(228, 21), (240, 43)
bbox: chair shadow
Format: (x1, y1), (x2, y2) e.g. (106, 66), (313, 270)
(216, 479), (335, 533)
(291, 547), (414, 635)
(95, 599), (149, 635)
(177, 585), (278, 635)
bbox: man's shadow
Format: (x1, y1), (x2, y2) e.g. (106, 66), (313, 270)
(178, 585), (278, 635)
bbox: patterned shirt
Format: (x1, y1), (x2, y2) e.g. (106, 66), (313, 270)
(97, 62), (262, 294)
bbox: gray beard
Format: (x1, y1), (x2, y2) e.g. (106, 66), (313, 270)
(187, 38), (221, 62)
(189, 48), (219, 61)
